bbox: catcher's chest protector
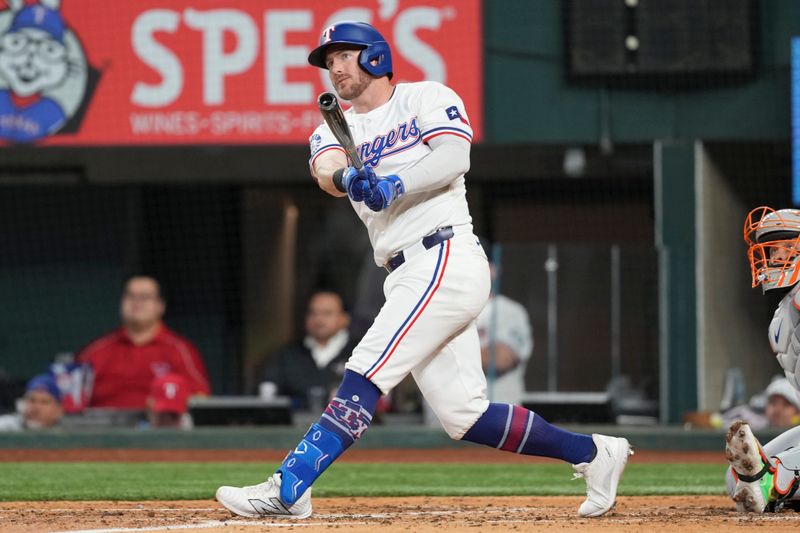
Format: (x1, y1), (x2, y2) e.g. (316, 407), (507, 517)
(770, 285), (800, 391)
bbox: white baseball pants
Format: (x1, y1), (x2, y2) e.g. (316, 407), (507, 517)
(346, 229), (491, 439)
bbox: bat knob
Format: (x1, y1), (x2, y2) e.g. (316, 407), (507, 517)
(332, 168), (347, 193)
(318, 92), (337, 110)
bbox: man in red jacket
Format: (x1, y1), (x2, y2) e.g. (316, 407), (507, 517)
(78, 275), (210, 409)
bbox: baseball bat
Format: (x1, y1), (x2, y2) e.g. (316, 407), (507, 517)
(318, 92), (365, 193)
(317, 92), (362, 171)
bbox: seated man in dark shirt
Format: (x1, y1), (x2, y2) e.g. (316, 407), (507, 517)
(262, 290), (357, 409)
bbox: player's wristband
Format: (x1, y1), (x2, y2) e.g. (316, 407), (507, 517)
(387, 175), (405, 197)
(332, 168), (347, 193)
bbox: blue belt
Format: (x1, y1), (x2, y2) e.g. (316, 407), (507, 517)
(384, 226), (455, 273)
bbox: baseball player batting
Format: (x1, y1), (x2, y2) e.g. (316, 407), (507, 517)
(726, 207), (800, 512)
(216, 21), (632, 519)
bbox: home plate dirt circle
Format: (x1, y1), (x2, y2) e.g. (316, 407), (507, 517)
(3, 496), (800, 533)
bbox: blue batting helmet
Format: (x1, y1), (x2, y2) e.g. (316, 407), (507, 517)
(308, 21), (393, 79)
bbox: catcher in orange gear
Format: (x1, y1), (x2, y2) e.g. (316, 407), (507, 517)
(726, 207), (800, 513)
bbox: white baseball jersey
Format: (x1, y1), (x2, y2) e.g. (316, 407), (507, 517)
(769, 285), (800, 392)
(308, 80), (492, 439)
(309, 81), (474, 266)
(477, 294), (534, 405)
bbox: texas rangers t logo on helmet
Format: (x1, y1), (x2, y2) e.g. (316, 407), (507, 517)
(307, 21), (393, 79)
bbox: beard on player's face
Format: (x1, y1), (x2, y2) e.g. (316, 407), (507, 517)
(331, 68), (372, 101)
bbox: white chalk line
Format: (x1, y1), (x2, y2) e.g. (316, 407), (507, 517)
(4, 506), (539, 515)
(8, 508), (221, 513)
(39, 505), (800, 533)
(54, 520), (370, 533)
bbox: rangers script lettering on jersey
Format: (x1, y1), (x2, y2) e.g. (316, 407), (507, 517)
(309, 81), (474, 266)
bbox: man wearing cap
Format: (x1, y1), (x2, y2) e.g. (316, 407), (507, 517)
(764, 378), (800, 427)
(0, 374), (63, 431)
(722, 376), (800, 430)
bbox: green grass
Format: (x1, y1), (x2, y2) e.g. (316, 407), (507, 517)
(0, 462), (727, 501)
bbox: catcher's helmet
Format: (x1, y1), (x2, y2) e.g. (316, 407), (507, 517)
(307, 21), (392, 79)
(745, 206), (800, 291)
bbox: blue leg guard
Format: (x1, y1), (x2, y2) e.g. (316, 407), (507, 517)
(277, 423), (344, 505)
(277, 370), (380, 505)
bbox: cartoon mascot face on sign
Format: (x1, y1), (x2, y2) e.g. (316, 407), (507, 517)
(0, 0), (89, 143)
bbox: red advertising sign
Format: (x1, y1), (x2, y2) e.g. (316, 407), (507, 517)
(0, 0), (482, 145)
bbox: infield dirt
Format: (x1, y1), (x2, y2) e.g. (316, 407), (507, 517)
(2, 496), (800, 532)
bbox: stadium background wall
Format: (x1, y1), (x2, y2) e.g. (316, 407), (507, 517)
(0, 0), (799, 423)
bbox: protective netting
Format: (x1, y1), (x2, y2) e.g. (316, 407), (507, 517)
(0, 0), (793, 425)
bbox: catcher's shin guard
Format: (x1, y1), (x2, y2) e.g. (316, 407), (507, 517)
(767, 447), (800, 511)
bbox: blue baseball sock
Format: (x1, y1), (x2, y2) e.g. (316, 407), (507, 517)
(462, 403), (596, 464)
(277, 370), (380, 505)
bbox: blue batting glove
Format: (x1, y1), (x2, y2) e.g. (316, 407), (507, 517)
(341, 166), (376, 202)
(364, 175), (405, 212)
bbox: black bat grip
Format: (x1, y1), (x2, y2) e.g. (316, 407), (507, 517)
(332, 168), (347, 193)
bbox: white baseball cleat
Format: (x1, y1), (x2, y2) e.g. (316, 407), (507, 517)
(216, 473), (312, 519)
(572, 434), (633, 517)
(725, 420), (773, 513)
